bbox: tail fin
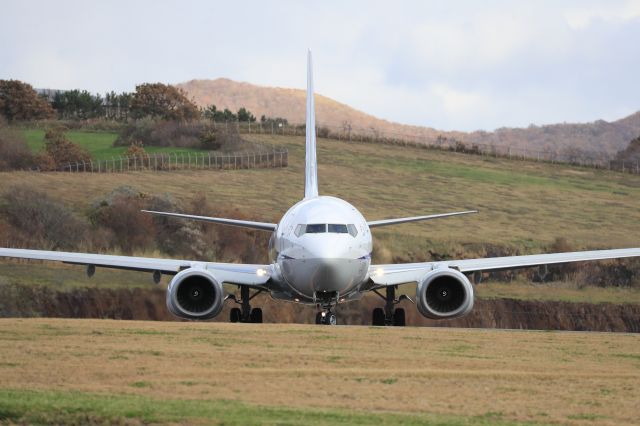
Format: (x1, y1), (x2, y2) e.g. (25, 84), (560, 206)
(304, 50), (319, 199)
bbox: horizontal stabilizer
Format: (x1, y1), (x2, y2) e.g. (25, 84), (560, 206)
(367, 210), (478, 228)
(142, 210), (276, 232)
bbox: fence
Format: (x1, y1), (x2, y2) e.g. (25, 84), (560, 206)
(220, 120), (639, 175)
(60, 149), (288, 173)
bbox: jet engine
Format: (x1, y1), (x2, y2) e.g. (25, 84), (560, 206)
(416, 268), (474, 319)
(166, 268), (224, 320)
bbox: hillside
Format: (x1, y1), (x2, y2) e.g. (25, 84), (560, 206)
(177, 78), (640, 155)
(2, 133), (640, 254)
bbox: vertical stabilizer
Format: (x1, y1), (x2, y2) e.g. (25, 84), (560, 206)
(304, 50), (319, 199)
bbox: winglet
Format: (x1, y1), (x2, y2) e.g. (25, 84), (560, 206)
(304, 50), (319, 199)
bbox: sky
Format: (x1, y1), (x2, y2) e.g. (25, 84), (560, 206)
(2, 0), (640, 131)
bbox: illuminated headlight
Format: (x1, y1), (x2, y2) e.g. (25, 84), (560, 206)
(256, 268), (268, 277)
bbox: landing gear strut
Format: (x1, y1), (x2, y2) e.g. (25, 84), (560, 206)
(229, 286), (264, 323)
(372, 286), (409, 326)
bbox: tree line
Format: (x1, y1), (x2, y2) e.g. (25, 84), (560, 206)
(0, 79), (286, 125)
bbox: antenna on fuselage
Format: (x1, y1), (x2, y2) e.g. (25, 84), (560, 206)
(304, 50), (319, 199)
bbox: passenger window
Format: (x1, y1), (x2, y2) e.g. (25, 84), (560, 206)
(328, 224), (348, 233)
(347, 224), (358, 237)
(305, 224), (326, 233)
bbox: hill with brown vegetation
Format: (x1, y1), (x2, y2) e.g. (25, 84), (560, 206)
(177, 78), (640, 155)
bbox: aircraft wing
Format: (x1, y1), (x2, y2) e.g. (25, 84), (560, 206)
(0, 248), (272, 287)
(142, 210), (276, 232)
(367, 210), (477, 228)
(369, 247), (640, 286)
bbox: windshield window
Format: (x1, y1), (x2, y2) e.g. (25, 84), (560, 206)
(347, 224), (358, 237)
(328, 224), (348, 233)
(305, 224), (326, 233)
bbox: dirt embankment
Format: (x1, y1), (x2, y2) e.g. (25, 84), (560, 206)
(2, 283), (639, 332)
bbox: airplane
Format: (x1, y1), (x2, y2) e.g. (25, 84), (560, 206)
(2, 52), (640, 326)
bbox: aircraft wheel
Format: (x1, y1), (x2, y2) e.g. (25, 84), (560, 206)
(372, 308), (385, 326)
(230, 307), (241, 323)
(327, 313), (337, 326)
(393, 308), (406, 327)
(250, 308), (263, 323)
(315, 312), (323, 324)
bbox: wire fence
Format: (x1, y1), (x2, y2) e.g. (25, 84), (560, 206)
(224, 120), (640, 175)
(59, 149), (288, 173)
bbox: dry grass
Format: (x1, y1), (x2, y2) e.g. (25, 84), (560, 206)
(0, 318), (638, 425)
(1, 133), (640, 259)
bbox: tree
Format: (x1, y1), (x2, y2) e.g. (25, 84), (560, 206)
(0, 80), (55, 122)
(221, 108), (237, 122)
(615, 135), (640, 163)
(130, 83), (199, 121)
(51, 89), (104, 120)
(202, 104), (218, 121)
(237, 107), (256, 122)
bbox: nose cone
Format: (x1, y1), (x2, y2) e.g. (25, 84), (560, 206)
(303, 236), (351, 260)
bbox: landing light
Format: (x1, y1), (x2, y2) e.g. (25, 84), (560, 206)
(256, 268), (267, 277)
(374, 267), (384, 277)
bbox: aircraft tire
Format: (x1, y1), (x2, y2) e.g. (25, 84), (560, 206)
(230, 308), (242, 323)
(372, 308), (385, 326)
(250, 308), (263, 323)
(393, 308), (406, 326)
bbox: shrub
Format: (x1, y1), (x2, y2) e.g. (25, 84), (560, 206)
(44, 128), (92, 168)
(0, 128), (35, 170)
(1, 185), (88, 250)
(87, 187), (155, 254)
(115, 120), (246, 151)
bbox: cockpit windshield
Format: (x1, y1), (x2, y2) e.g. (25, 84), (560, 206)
(328, 224), (348, 233)
(295, 223), (358, 237)
(306, 224), (326, 233)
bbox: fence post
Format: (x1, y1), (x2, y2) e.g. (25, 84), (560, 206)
(271, 122), (274, 135)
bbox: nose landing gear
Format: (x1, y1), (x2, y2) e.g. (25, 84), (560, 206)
(315, 310), (337, 325)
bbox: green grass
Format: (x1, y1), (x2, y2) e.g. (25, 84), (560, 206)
(0, 383), (546, 425)
(22, 129), (204, 161)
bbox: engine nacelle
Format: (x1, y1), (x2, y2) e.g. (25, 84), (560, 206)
(416, 268), (474, 320)
(166, 268), (224, 320)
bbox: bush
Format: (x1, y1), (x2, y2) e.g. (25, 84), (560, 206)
(115, 120), (246, 151)
(87, 187), (155, 254)
(0, 128), (35, 170)
(1, 185), (88, 250)
(44, 128), (92, 168)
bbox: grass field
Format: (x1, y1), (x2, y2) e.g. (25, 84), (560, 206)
(0, 318), (638, 425)
(21, 129), (203, 160)
(4, 132), (640, 253)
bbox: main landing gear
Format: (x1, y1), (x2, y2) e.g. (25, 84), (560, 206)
(372, 286), (410, 326)
(229, 286), (264, 323)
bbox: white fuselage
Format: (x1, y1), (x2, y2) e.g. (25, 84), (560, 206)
(269, 196), (373, 304)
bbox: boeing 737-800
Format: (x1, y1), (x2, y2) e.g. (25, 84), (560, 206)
(2, 52), (640, 326)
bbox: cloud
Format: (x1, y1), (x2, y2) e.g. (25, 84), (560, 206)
(564, 0), (640, 29)
(1, 0), (639, 131)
